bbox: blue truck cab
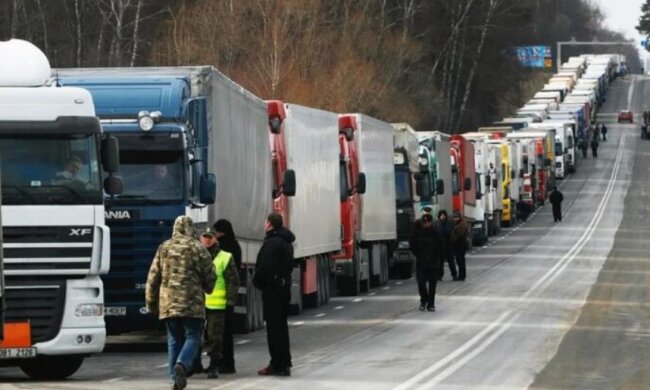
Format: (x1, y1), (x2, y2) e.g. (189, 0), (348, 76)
(58, 73), (216, 334)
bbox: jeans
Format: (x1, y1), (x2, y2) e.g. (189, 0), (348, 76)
(439, 250), (458, 280)
(166, 317), (204, 381)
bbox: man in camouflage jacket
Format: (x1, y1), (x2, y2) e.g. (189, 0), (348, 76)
(146, 216), (216, 390)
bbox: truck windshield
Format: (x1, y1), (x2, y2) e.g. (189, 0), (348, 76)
(107, 133), (184, 204)
(394, 169), (412, 205)
(0, 134), (102, 205)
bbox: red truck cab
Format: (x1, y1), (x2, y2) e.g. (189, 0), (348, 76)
(333, 115), (367, 296)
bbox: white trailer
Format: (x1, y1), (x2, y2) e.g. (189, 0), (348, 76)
(352, 114), (397, 286)
(282, 104), (341, 307)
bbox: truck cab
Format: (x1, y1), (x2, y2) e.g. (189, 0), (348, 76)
(57, 71), (215, 334)
(0, 40), (121, 378)
(334, 115), (367, 296)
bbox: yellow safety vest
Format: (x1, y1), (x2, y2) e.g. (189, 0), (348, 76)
(205, 250), (233, 310)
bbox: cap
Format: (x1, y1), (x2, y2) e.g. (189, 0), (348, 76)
(201, 227), (216, 237)
(421, 214), (433, 223)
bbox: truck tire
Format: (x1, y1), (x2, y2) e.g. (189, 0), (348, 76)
(338, 252), (360, 296)
(20, 356), (84, 380)
(398, 262), (413, 279)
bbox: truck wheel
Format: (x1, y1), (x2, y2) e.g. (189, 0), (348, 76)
(20, 356), (84, 380)
(338, 253), (360, 296)
(398, 262), (413, 279)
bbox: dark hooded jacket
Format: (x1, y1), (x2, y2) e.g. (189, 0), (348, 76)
(146, 216), (216, 319)
(410, 219), (443, 269)
(213, 219), (242, 269)
(254, 227), (295, 292)
(549, 189), (564, 206)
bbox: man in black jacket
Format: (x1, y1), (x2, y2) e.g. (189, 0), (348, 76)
(410, 214), (442, 312)
(253, 213), (295, 376)
(549, 187), (564, 222)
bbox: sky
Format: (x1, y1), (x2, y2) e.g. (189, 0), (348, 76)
(593, 0), (645, 45)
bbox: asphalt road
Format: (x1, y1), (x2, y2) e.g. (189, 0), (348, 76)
(0, 76), (645, 390)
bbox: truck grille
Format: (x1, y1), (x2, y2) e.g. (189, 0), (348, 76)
(4, 280), (66, 343)
(3, 226), (94, 275)
(106, 220), (173, 302)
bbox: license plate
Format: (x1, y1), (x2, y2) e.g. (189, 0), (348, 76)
(104, 306), (127, 316)
(0, 348), (36, 359)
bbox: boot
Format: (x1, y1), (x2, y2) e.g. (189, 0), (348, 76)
(206, 356), (220, 379)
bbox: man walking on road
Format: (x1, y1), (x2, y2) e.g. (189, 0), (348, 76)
(410, 213), (441, 311)
(254, 213), (295, 376)
(601, 123), (608, 141)
(549, 187), (564, 223)
(201, 227), (240, 378)
(450, 212), (469, 281)
(434, 210), (457, 281)
(591, 136), (599, 158)
(146, 216), (216, 390)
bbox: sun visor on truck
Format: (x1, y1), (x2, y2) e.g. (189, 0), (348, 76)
(0, 116), (101, 135)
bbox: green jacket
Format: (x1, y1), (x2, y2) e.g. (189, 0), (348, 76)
(145, 216), (216, 319)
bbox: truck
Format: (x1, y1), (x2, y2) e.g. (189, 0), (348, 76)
(462, 133), (501, 238)
(335, 114), (396, 295)
(506, 132), (548, 211)
(267, 101), (341, 311)
(450, 136), (483, 245)
(0, 39), (122, 378)
(415, 131), (453, 216)
(390, 123), (420, 279)
(58, 66), (274, 333)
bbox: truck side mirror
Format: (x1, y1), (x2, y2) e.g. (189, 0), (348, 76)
(492, 178), (498, 188)
(511, 169), (516, 180)
(519, 168), (525, 179)
(485, 175), (491, 187)
(476, 191), (482, 200)
(104, 175), (123, 196)
(101, 136), (120, 173)
(199, 173), (217, 204)
(463, 177), (472, 191)
(356, 172), (367, 194)
(436, 179), (445, 195)
(282, 169), (296, 197)
(414, 172), (424, 181)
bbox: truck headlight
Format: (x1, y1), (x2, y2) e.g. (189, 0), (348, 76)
(138, 110), (160, 132)
(75, 303), (104, 317)
(398, 241), (410, 249)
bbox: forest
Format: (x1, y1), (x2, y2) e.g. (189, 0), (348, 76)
(0, 0), (641, 132)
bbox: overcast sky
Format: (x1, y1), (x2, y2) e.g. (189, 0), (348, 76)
(593, 0), (643, 41)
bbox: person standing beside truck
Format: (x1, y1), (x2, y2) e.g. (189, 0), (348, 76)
(435, 210), (458, 281)
(201, 227), (240, 378)
(254, 213), (295, 376)
(410, 213), (441, 312)
(549, 187), (564, 223)
(451, 212), (469, 282)
(591, 135), (599, 158)
(146, 216), (216, 390)
(212, 219), (242, 374)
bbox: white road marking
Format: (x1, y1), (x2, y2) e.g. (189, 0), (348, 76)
(353, 298), (363, 302)
(103, 377), (129, 383)
(235, 339), (250, 345)
(291, 321), (305, 326)
(382, 286), (391, 290)
(154, 363), (168, 368)
(315, 313), (326, 318)
(334, 306), (344, 310)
